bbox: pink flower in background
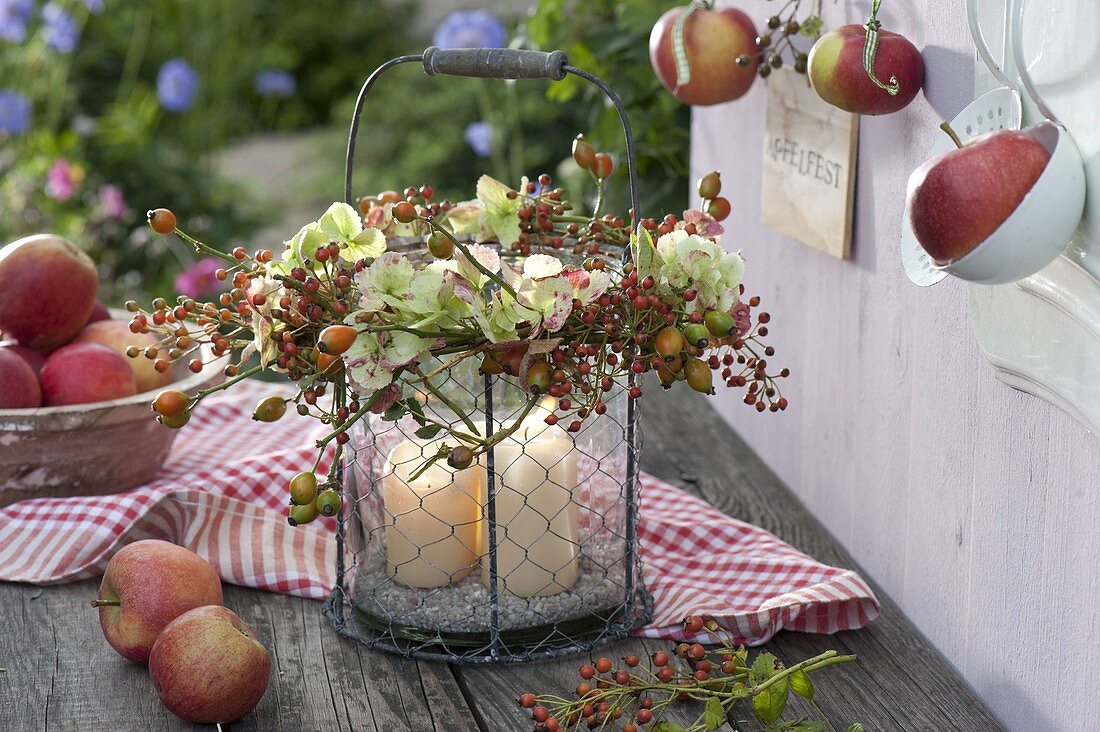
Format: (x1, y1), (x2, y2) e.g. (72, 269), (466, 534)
(174, 257), (223, 298)
(732, 300), (751, 336)
(45, 158), (77, 201)
(97, 184), (128, 219)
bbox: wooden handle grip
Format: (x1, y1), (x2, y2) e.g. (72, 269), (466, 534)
(422, 47), (568, 81)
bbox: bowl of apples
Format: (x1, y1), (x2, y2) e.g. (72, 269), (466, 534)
(0, 234), (225, 507)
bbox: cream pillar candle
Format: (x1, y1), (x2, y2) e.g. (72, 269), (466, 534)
(382, 438), (484, 588)
(481, 411), (580, 597)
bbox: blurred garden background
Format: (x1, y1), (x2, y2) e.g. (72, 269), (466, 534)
(0, 0), (690, 300)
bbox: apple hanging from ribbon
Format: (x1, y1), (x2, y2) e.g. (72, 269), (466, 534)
(807, 0), (923, 115)
(649, 1), (759, 106)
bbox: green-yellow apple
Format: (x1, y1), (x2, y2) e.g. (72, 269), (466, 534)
(40, 342), (137, 406)
(808, 24), (923, 115)
(907, 126), (1051, 265)
(91, 539), (223, 664)
(73, 320), (172, 393)
(649, 5), (758, 105)
(149, 605), (271, 724)
(0, 348), (41, 408)
(0, 234), (98, 351)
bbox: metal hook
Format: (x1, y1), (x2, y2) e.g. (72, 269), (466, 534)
(966, 0), (1018, 91)
(1010, 0), (1060, 123)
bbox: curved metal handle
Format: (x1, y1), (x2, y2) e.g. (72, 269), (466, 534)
(343, 49), (642, 245)
(423, 47), (568, 80)
(1010, 0), (1059, 123)
(966, 0), (1017, 91)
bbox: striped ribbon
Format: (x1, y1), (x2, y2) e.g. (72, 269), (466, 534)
(862, 0), (900, 96)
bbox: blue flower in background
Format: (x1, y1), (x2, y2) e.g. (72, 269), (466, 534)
(42, 2), (80, 53)
(254, 69), (296, 98)
(0, 89), (31, 135)
(157, 58), (199, 113)
(464, 121), (494, 158)
(0, 0), (33, 43)
(433, 10), (506, 50)
(80, 0), (104, 13)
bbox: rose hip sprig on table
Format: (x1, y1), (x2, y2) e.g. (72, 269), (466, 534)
(517, 616), (860, 732)
(135, 137), (788, 526)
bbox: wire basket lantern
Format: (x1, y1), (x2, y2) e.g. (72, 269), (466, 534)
(322, 47), (652, 663)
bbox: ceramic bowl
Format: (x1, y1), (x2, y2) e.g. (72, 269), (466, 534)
(0, 320), (225, 507)
(936, 121), (1086, 285)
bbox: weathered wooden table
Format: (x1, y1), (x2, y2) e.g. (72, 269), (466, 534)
(0, 390), (1002, 731)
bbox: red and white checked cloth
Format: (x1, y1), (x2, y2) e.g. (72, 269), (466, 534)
(0, 382), (878, 644)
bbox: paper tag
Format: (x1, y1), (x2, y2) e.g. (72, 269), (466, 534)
(761, 68), (859, 259)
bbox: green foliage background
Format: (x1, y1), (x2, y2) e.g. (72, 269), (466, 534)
(1, 0), (691, 299)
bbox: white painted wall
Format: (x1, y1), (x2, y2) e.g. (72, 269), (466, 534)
(691, 2), (1100, 730)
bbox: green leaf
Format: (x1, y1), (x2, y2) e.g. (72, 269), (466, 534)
(414, 424), (443, 439)
(381, 401), (405, 422)
(406, 398), (426, 425)
(800, 15), (824, 37)
(750, 652), (779, 686)
(783, 722), (825, 731)
(651, 723), (688, 732)
(844, 725), (865, 732)
(753, 678), (790, 726)
(630, 226), (660, 279)
(704, 697), (726, 730)
(790, 669), (814, 702)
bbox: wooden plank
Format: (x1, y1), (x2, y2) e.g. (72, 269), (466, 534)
(643, 387), (1002, 730)
(0, 578), (470, 731)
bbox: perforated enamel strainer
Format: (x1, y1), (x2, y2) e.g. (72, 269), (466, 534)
(899, 0), (1022, 286)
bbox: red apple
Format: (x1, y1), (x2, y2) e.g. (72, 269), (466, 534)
(73, 320), (171, 393)
(807, 24), (923, 115)
(0, 348), (41, 408)
(84, 299), (111, 325)
(149, 605), (271, 724)
(0, 234), (98, 351)
(650, 5), (758, 106)
(0, 340), (46, 376)
(907, 127), (1051, 265)
(92, 539), (223, 665)
(40, 342), (138, 406)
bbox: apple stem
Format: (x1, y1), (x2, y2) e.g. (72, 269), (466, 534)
(89, 599), (121, 607)
(940, 121), (965, 149)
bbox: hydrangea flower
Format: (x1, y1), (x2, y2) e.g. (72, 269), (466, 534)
(157, 58), (199, 113)
(354, 252), (416, 313)
(464, 121), (493, 158)
(0, 89), (31, 135)
(42, 3), (80, 53)
(432, 9), (507, 49)
(0, 0), (33, 43)
(344, 330), (427, 393)
(45, 158), (78, 201)
(476, 175), (522, 246)
(253, 69), (296, 98)
(245, 276), (284, 368)
(655, 229), (745, 313)
(173, 257), (223, 298)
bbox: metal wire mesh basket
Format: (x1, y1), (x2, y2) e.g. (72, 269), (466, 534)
(322, 47), (651, 663)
